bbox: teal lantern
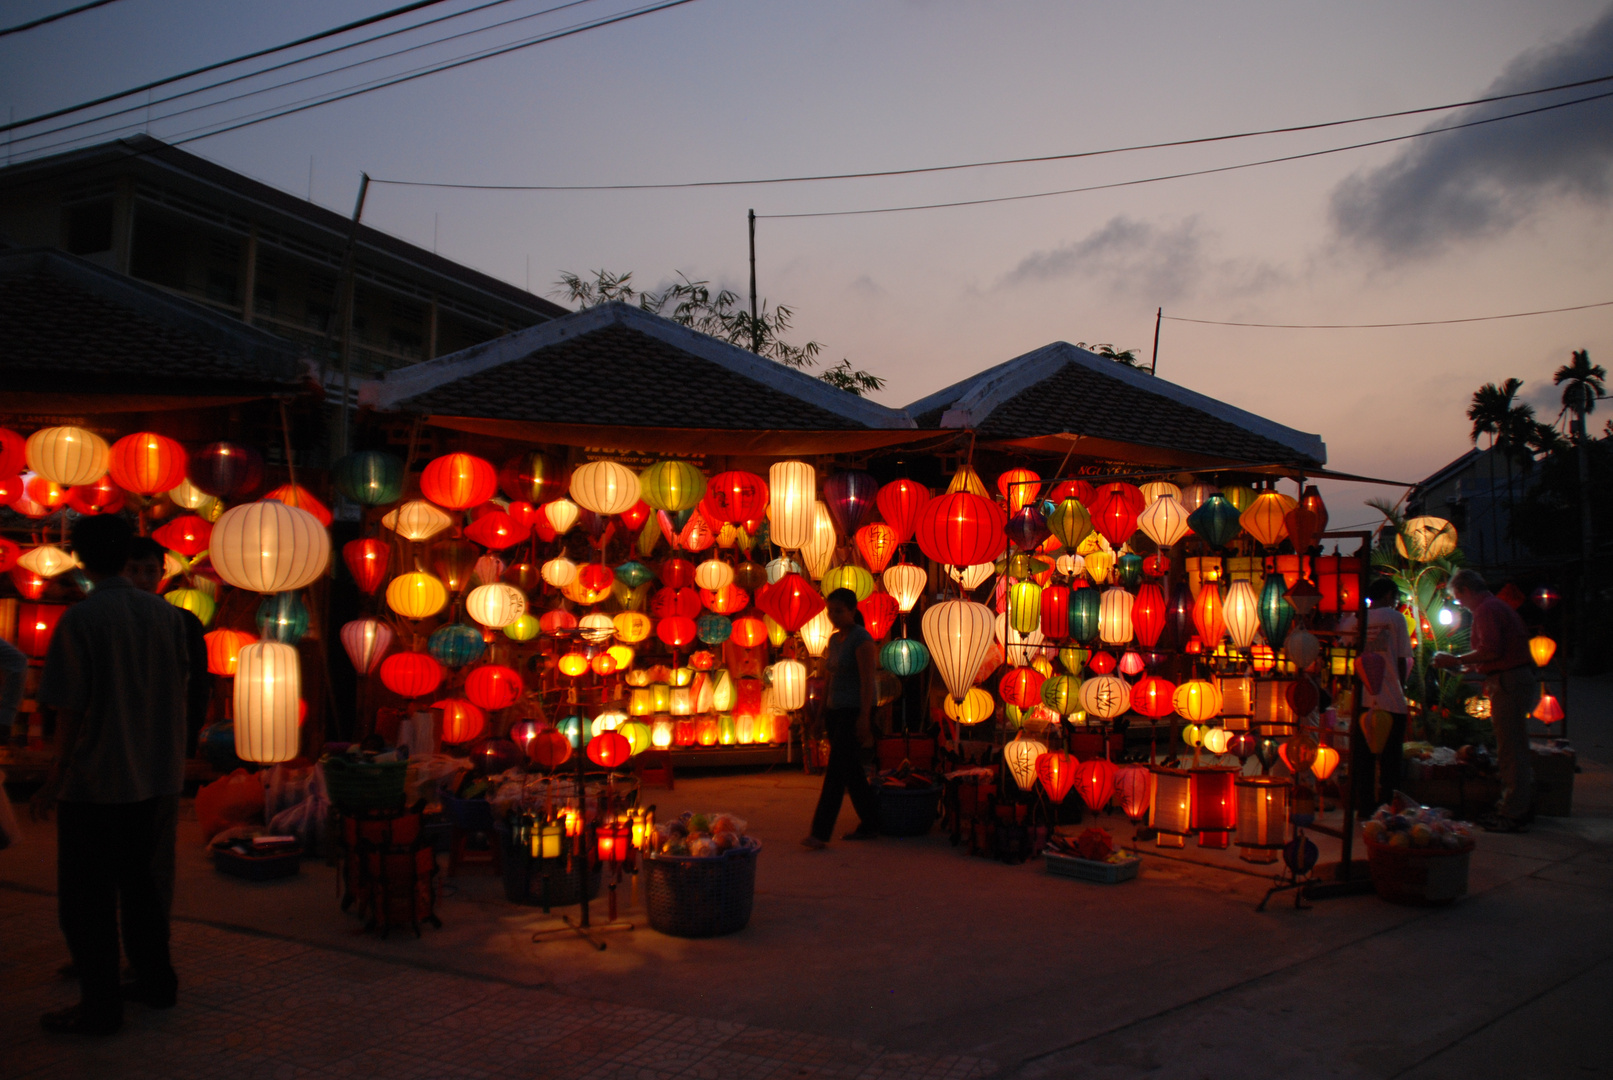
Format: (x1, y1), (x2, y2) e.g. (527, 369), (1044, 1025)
(428, 623), (485, 668)
(556, 714), (583, 748)
(1186, 494), (1242, 550)
(332, 450), (404, 506)
(696, 613), (733, 645)
(1068, 586), (1101, 643)
(615, 561), (656, 588)
(256, 592), (309, 643)
(1258, 572), (1294, 648)
(880, 637), (930, 677)
(1115, 552), (1144, 588)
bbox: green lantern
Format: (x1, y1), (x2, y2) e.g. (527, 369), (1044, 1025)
(1187, 494), (1242, 550)
(1047, 498), (1093, 549)
(1042, 673), (1082, 715)
(1009, 580), (1042, 634)
(881, 637), (930, 676)
(166, 587), (215, 627)
(618, 720), (652, 756)
(639, 460), (706, 512)
(821, 564), (875, 601)
(1068, 586), (1101, 643)
(1059, 645), (1090, 675)
(332, 450), (404, 507)
(255, 592), (307, 642)
(503, 614), (541, 642)
(1258, 572), (1294, 648)
(1115, 552), (1144, 588)
(615, 561), (655, 587)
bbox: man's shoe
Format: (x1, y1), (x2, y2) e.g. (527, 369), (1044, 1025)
(842, 828), (878, 841)
(799, 836), (828, 850)
(40, 1005), (121, 1036)
(121, 982), (177, 1009)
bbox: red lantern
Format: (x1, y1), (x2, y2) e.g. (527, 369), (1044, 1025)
(587, 730), (632, 768)
(1087, 651), (1117, 675)
(913, 491), (1006, 567)
(1131, 675), (1176, 719)
(703, 471), (769, 524)
(420, 453), (497, 510)
(343, 538), (390, 594)
(529, 730), (572, 769)
(17, 603), (67, 658)
(1315, 555), (1361, 614)
(263, 482), (333, 527)
(758, 572), (826, 632)
(1299, 485), (1329, 533)
(673, 719), (697, 746)
(431, 540), (480, 595)
(730, 616), (768, 649)
(1040, 584), (1070, 641)
(1190, 767), (1238, 847)
(659, 558), (696, 589)
(876, 479), (931, 545)
(188, 442), (263, 498)
(1036, 751), (1077, 803)
(464, 664), (524, 710)
(499, 452), (567, 504)
(650, 586), (702, 619)
(464, 510), (529, 550)
(380, 652), (444, 698)
(1048, 479), (1095, 505)
(701, 584), (749, 614)
(999, 666), (1046, 709)
(11, 566), (47, 600)
(0, 428), (24, 475)
(1142, 554), (1169, 577)
(0, 473), (22, 508)
(576, 562), (614, 593)
(855, 523), (899, 574)
(0, 537), (18, 572)
(539, 609), (578, 636)
(1193, 586), (1225, 648)
(66, 475), (124, 515)
(996, 468), (1041, 514)
(106, 433), (187, 495)
(152, 515), (213, 557)
(435, 698), (486, 743)
(1533, 692), (1565, 724)
(858, 592), (898, 640)
(657, 616), (698, 649)
(24, 473), (66, 512)
(1089, 483), (1144, 547)
(1283, 506), (1320, 554)
(1074, 758), (1117, 813)
(1115, 764), (1153, 822)
(735, 677), (764, 716)
(689, 650), (717, 671)
(1132, 583), (1166, 648)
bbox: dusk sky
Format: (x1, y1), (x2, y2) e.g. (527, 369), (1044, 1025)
(4, 0), (1610, 528)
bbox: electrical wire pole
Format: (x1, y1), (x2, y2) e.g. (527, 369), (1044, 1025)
(1150, 307), (1162, 375)
(335, 172), (371, 457)
(748, 208), (760, 354)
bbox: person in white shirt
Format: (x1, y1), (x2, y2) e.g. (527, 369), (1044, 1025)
(1339, 577), (1413, 815)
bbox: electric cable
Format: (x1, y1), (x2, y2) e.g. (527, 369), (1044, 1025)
(1162, 300), (1613, 329)
(0, 0), (123, 38)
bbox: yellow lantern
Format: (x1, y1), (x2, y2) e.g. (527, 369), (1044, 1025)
(822, 564), (875, 602)
(544, 497), (581, 535)
(1223, 579), (1261, 649)
(948, 562), (995, 591)
(614, 611), (652, 643)
(767, 461), (816, 550)
(1009, 581), (1042, 635)
(1079, 673), (1131, 719)
(26, 426), (108, 487)
(504, 614), (540, 642)
(1396, 516), (1459, 562)
(800, 502), (838, 579)
(1003, 733), (1048, 791)
(947, 465), (990, 498)
(1221, 484), (1256, 513)
(770, 659), (808, 710)
(540, 556), (578, 588)
(629, 687), (656, 716)
(799, 608), (834, 658)
(881, 564), (925, 614)
(1240, 491), (1295, 548)
(711, 669), (736, 712)
(1215, 673), (1253, 719)
(1139, 480), (1181, 503)
(211, 500), (330, 593)
(234, 641), (301, 763)
(1097, 587), (1134, 646)
(764, 615), (788, 647)
(382, 500), (453, 542)
(1059, 645), (1089, 675)
(606, 643), (634, 670)
(1530, 634), (1557, 667)
(1172, 679), (1223, 722)
(570, 460), (640, 516)
(562, 577), (611, 605)
(557, 652), (590, 677)
(1084, 549), (1116, 586)
(694, 558), (733, 592)
(1235, 776), (1290, 862)
(638, 460), (705, 513)
(651, 719), (673, 748)
(619, 720), (652, 755)
(1181, 723), (1204, 748)
(387, 572), (449, 619)
(1137, 495), (1192, 548)
(669, 686), (695, 716)
(466, 583), (526, 628)
(943, 686), (995, 724)
(164, 587), (215, 626)
(17, 545), (78, 578)
(1184, 555), (1222, 598)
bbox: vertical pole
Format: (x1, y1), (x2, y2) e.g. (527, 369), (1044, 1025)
(335, 173), (371, 459)
(748, 209), (760, 354)
(1150, 307), (1162, 375)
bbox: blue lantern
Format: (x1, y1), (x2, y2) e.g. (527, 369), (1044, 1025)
(1258, 572), (1294, 648)
(256, 592), (309, 643)
(615, 560), (655, 588)
(1187, 493), (1242, 550)
(696, 613), (733, 645)
(556, 714), (583, 748)
(1115, 552), (1144, 588)
(428, 623), (485, 668)
(880, 637), (930, 677)
(331, 450), (404, 506)
(1068, 586), (1101, 643)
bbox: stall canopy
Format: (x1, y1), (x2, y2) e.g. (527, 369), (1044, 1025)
(361, 301), (920, 456)
(1, 248), (313, 412)
(905, 342), (1327, 474)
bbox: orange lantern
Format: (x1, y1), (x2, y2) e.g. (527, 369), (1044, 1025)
(420, 452), (498, 510)
(1035, 750), (1077, 803)
(1532, 692), (1564, 724)
(1529, 635), (1556, 667)
(435, 699), (486, 743)
(343, 537), (390, 594)
(558, 652), (590, 677)
(24, 473), (67, 512)
(380, 652), (444, 698)
(854, 523), (899, 574)
(996, 468), (1041, 514)
(263, 482), (333, 527)
(1192, 585), (1225, 648)
(464, 510), (529, 550)
(1311, 743), (1340, 781)
(702, 583), (749, 614)
(203, 628), (255, 677)
(464, 665), (524, 710)
(730, 615), (769, 649)
(66, 474), (124, 516)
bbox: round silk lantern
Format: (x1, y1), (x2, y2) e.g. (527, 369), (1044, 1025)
(1074, 757), (1118, 813)
(949, 562), (995, 591)
(704, 470), (769, 524)
(500, 451), (566, 504)
(1079, 673), (1131, 719)
(465, 665), (523, 710)
(859, 592), (898, 639)
(529, 730), (572, 769)
(544, 498), (581, 535)
(211, 500), (330, 593)
(1138, 495), (1192, 548)
(342, 538), (389, 593)
(1038, 673), (1079, 715)
(1187, 494), (1242, 550)
(0, 428), (23, 475)
(466, 583), (526, 628)
(340, 618), (393, 675)
(540, 555), (579, 590)
(694, 558), (733, 592)
(428, 624), (485, 668)
(944, 686), (995, 724)
(1530, 635), (1557, 667)
(696, 612), (732, 645)
(996, 468), (1041, 514)
(1173, 679), (1223, 722)
(435, 699), (486, 744)
(1036, 750), (1077, 802)
(26, 426), (109, 487)
(234, 641), (301, 763)
(915, 491), (1006, 567)
(204, 628), (254, 677)
(570, 460), (640, 516)
(1003, 733), (1048, 791)
(69, 478), (123, 517)
(922, 599), (996, 702)
(822, 564), (875, 602)
(767, 461), (816, 550)
(497, 612), (539, 641)
(263, 483), (332, 527)
(1223, 580), (1261, 649)
(380, 652), (445, 698)
(876, 478), (930, 544)
(420, 452), (497, 510)
(387, 572), (448, 620)
(657, 615), (698, 649)
(1089, 483), (1143, 547)
(587, 730), (632, 768)
(880, 637), (929, 676)
(639, 460), (706, 512)
(108, 432), (186, 494)
(189, 442), (263, 498)
(464, 510), (528, 550)
(166, 588), (215, 627)
(383, 499), (453, 542)
(1000, 665), (1045, 709)
(256, 592), (308, 642)
(1131, 675), (1176, 719)
(1116, 765), (1153, 822)
(332, 450), (404, 506)
(823, 470), (879, 536)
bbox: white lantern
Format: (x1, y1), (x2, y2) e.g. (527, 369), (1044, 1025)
(669, 686), (695, 716)
(711, 669), (736, 712)
(799, 608), (835, 658)
(234, 641), (301, 763)
(579, 613), (616, 644)
(1139, 480), (1182, 503)
(211, 500), (330, 593)
(799, 502), (837, 579)
(340, 618), (393, 675)
(544, 497), (581, 535)
(18, 545), (78, 578)
(466, 583), (526, 628)
(591, 710), (627, 737)
(25, 425), (108, 487)
(1223, 579), (1261, 649)
(1055, 553), (1085, 578)
(1079, 673), (1131, 719)
(948, 562), (995, 591)
(1003, 733), (1048, 791)
(1098, 587), (1134, 646)
(1003, 624), (1047, 667)
(1137, 496), (1192, 548)
(569, 460), (640, 516)
(770, 659), (808, 710)
(921, 599), (996, 702)
(765, 556), (803, 583)
(882, 564), (927, 613)
(1179, 483), (1218, 512)
(767, 461), (816, 550)
(169, 478), (214, 511)
(382, 500), (452, 542)
(540, 556), (578, 589)
(694, 558), (733, 592)
(1283, 627), (1322, 670)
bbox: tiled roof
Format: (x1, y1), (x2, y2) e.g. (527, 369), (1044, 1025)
(1, 249), (306, 394)
(369, 303), (914, 432)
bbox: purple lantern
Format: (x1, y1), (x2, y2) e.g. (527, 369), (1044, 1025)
(823, 470), (879, 536)
(1006, 504), (1050, 550)
(188, 442), (264, 499)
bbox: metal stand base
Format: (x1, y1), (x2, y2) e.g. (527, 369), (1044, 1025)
(1302, 859), (1375, 901)
(530, 915), (635, 952)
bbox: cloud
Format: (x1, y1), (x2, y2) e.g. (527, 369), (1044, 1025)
(998, 215), (1284, 302)
(847, 274), (884, 298)
(1331, 5), (1613, 259)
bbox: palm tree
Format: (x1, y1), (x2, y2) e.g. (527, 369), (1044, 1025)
(1554, 349), (1606, 651)
(1467, 380), (1517, 565)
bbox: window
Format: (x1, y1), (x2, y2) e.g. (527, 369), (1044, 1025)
(253, 284), (279, 319)
(129, 218), (188, 287)
(206, 269), (238, 305)
(63, 200), (114, 254)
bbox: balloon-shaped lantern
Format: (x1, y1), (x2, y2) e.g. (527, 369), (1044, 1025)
(1003, 732), (1048, 791)
(26, 426), (109, 487)
(210, 500), (329, 593)
(822, 470), (878, 536)
(108, 432), (186, 494)
(914, 491), (1006, 567)
(921, 599), (996, 701)
(1089, 483), (1144, 547)
(875, 479), (930, 544)
(341, 618), (394, 675)
(1074, 757), (1118, 813)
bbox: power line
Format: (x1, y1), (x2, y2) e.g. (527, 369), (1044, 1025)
(0, 0), (123, 38)
(0, 0), (454, 135)
(1164, 299), (1613, 329)
(365, 71), (1613, 192)
(754, 88), (1613, 219)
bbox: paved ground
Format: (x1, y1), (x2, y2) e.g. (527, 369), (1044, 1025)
(3, 677), (1610, 1079)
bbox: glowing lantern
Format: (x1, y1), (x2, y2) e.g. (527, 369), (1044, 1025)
(149, 516), (210, 559)
(1097, 587), (1134, 646)
(1240, 492), (1294, 548)
(258, 484), (330, 529)
(466, 583), (526, 628)
(417, 452), (495, 510)
(1137, 495), (1192, 548)
(767, 461), (817, 550)
(1172, 679), (1223, 722)
(880, 637), (930, 678)
(794, 503), (834, 580)
(26, 426), (108, 487)
(1083, 548), (1115, 586)
(379, 652), (443, 699)
(1192, 585), (1225, 649)
(703, 470), (768, 524)
(204, 500), (331, 594)
(817, 471), (875, 539)
(1234, 776), (1290, 863)
(915, 491), (1006, 567)
(472, 555), (505, 587)
(203, 628), (255, 677)
(463, 511), (527, 550)
(1004, 580), (1038, 635)
(1190, 767), (1238, 848)
(383, 500), (453, 542)
(13, 603), (61, 658)
(1530, 635), (1557, 667)
(1073, 757), (1118, 813)
(769, 659), (808, 710)
(1031, 750), (1074, 803)
(188, 442), (262, 498)
(879, 564), (925, 614)
(1079, 673), (1130, 720)
(1187, 494), (1242, 549)
(1130, 675), (1176, 720)
(1258, 573), (1293, 649)
(331, 619), (390, 677)
(693, 558), (733, 593)
(498, 614), (537, 642)
(234, 641), (301, 763)
(1086, 483), (1140, 547)
(1310, 743), (1340, 781)
(254, 592), (306, 641)
(1149, 767), (1193, 847)
(657, 615), (698, 649)
(922, 599), (996, 701)
(638, 460), (706, 513)
(1108, 765), (1149, 823)
(858, 592), (898, 640)
(822, 564), (875, 603)
(167, 478), (213, 513)
(1064, 586), (1099, 643)
(1396, 516), (1459, 562)
(1532, 692), (1564, 724)
(431, 698), (483, 744)
(106, 432), (186, 495)
(461, 665), (521, 711)
(564, 460), (635, 517)
(1223, 580), (1261, 649)
(943, 687), (994, 724)
(387, 572), (449, 619)
(0, 428), (22, 474)
(18, 545), (77, 578)
(329, 449), (403, 506)
(1315, 555), (1362, 614)
(875, 479), (930, 544)
(538, 556), (577, 590)
(999, 666), (1045, 709)
(949, 562), (995, 591)
(577, 612), (616, 644)
(1202, 726), (1231, 755)
(341, 538), (389, 594)
(759, 572), (826, 632)
(1003, 733), (1047, 791)
(852, 523), (897, 575)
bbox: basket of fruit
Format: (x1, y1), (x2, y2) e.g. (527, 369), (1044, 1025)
(1361, 799), (1475, 906)
(644, 812), (760, 938)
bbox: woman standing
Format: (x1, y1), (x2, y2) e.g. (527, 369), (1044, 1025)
(801, 589), (880, 849)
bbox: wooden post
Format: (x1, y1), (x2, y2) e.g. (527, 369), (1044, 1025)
(240, 224), (258, 325)
(748, 209), (759, 354)
(1149, 307), (1162, 375)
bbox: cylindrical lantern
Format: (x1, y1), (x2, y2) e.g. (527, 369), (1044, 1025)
(26, 426), (109, 487)
(770, 659), (808, 710)
(1223, 580), (1261, 649)
(1150, 767), (1193, 847)
(921, 599), (996, 702)
(234, 641), (301, 763)
(387, 572), (449, 619)
(1190, 767), (1238, 848)
(211, 500), (330, 593)
(767, 461), (816, 550)
(1097, 587), (1134, 646)
(882, 564), (926, 613)
(1234, 776), (1290, 863)
(570, 460), (640, 516)
(466, 583), (526, 628)
(1068, 586), (1100, 643)
(1009, 580), (1042, 635)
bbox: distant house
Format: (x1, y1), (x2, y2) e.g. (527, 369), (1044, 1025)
(1405, 445), (1531, 569)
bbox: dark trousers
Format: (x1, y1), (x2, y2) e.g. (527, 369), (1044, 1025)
(810, 709), (878, 841)
(57, 797), (179, 1018)
(1351, 712), (1407, 817)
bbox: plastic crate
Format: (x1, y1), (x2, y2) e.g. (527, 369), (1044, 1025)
(644, 839), (760, 938)
(1044, 851), (1140, 884)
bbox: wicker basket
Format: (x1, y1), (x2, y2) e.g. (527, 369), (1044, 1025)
(877, 784), (941, 837)
(321, 757), (407, 811)
(644, 839), (760, 938)
(1364, 835), (1473, 906)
